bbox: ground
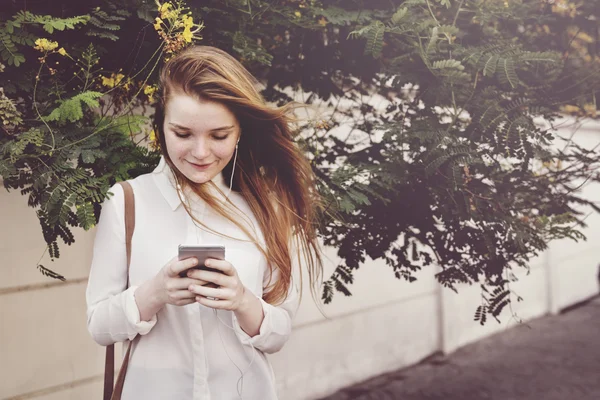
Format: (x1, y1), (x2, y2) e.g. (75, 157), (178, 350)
(322, 296), (600, 400)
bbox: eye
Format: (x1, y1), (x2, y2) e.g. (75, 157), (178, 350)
(173, 131), (190, 139)
(213, 134), (230, 141)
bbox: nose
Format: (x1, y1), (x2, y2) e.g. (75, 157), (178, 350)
(190, 137), (210, 160)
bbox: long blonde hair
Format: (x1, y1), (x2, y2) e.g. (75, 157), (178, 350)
(153, 45), (322, 305)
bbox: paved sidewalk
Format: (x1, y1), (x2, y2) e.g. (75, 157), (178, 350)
(321, 296), (600, 400)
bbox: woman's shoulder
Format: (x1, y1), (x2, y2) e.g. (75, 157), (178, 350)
(104, 169), (159, 209)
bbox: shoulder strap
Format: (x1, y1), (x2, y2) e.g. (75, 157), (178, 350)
(104, 181), (136, 400)
(119, 181), (135, 285)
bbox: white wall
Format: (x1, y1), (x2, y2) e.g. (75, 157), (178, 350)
(1, 117), (598, 400)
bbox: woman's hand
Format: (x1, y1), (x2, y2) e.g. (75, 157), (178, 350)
(135, 256), (210, 321)
(152, 256), (211, 307)
(186, 258), (248, 311)
(187, 258), (265, 337)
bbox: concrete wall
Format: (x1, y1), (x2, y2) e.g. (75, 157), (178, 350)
(1, 117), (598, 400)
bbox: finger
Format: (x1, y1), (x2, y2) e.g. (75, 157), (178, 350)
(169, 277), (210, 290)
(204, 258), (236, 276)
(174, 297), (197, 307)
(188, 270), (231, 287)
(196, 296), (228, 310)
(168, 257), (198, 277)
(167, 289), (196, 304)
(189, 284), (229, 299)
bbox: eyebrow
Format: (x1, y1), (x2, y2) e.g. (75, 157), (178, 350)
(168, 123), (235, 132)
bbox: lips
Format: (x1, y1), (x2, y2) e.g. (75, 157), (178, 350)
(187, 160), (213, 170)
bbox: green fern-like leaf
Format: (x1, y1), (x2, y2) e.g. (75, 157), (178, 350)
(497, 57), (519, 88)
(7, 128), (44, 161)
(390, 7), (408, 25)
(319, 7), (376, 26)
(432, 59), (465, 71)
(426, 26), (439, 55)
(76, 201), (96, 230)
(13, 11), (90, 33)
(45, 91), (102, 123)
(94, 114), (149, 137)
(483, 54), (499, 77)
(0, 31), (26, 66)
(348, 25), (371, 40)
(365, 21), (385, 58)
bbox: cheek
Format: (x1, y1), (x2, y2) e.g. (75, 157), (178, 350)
(214, 142), (236, 160)
(164, 135), (188, 159)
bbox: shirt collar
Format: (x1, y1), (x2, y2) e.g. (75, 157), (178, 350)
(152, 156), (229, 211)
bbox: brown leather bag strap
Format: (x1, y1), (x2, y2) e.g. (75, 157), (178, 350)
(103, 345), (114, 400)
(103, 181), (136, 400)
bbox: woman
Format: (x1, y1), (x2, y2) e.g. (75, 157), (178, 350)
(86, 46), (322, 400)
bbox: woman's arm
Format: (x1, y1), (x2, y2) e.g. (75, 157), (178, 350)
(187, 255), (300, 354)
(86, 184), (158, 346)
(231, 273), (300, 354)
(232, 287), (265, 337)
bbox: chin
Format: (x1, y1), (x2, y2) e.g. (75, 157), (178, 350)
(185, 171), (213, 185)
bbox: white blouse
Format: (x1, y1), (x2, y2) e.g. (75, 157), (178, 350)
(86, 157), (299, 400)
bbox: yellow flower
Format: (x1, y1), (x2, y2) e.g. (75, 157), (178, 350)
(101, 76), (115, 87)
(101, 73), (125, 88)
(318, 17), (327, 26)
(181, 14), (194, 29)
(57, 47), (67, 56)
(154, 17), (163, 31)
(158, 2), (173, 19)
(181, 15), (194, 42)
(159, 2), (171, 13)
(182, 27), (193, 42)
(144, 84), (158, 102)
(149, 129), (159, 150)
(294, 11), (301, 18)
(33, 38), (59, 52)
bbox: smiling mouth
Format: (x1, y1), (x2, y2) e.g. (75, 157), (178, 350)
(187, 160), (213, 169)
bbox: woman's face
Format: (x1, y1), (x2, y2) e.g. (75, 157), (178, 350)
(163, 92), (240, 185)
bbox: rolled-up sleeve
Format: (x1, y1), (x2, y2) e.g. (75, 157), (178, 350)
(231, 282), (299, 354)
(86, 183), (157, 346)
(231, 236), (305, 354)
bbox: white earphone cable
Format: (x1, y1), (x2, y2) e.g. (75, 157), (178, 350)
(226, 140), (239, 199)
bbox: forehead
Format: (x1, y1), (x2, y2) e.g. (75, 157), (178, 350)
(164, 93), (238, 130)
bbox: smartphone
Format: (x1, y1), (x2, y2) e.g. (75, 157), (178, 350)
(178, 244), (225, 278)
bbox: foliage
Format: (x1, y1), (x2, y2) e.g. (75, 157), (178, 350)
(1, 0), (600, 323)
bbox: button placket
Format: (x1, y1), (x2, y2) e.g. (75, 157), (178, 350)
(190, 304), (210, 399)
(186, 196), (211, 399)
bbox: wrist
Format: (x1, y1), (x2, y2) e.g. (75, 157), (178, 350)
(235, 286), (255, 315)
(136, 277), (165, 312)
(148, 276), (167, 308)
